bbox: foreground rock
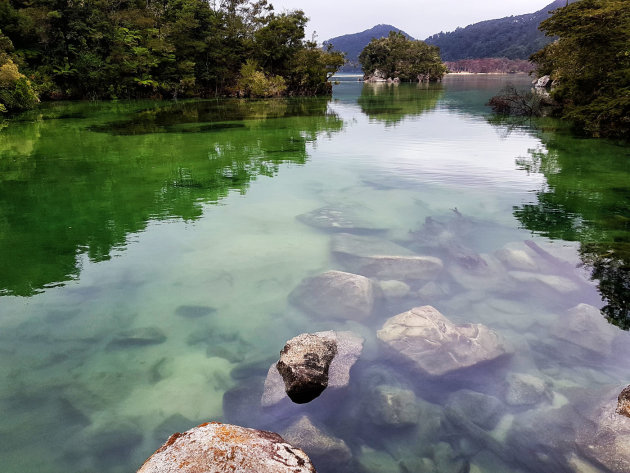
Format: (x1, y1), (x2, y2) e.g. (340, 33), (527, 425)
(377, 306), (508, 376)
(289, 270), (376, 320)
(277, 332), (338, 404)
(331, 233), (443, 280)
(263, 331), (363, 407)
(618, 386), (630, 418)
(137, 422), (315, 473)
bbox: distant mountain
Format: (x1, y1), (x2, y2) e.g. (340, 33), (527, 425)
(324, 24), (414, 72)
(425, 0), (575, 61)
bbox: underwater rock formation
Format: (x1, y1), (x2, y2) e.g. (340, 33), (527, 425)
(137, 422), (315, 473)
(377, 306), (509, 376)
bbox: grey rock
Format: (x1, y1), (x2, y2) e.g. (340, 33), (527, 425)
(446, 389), (505, 431)
(378, 280), (411, 299)
(175, 305), (217, 318)
(377, 306), (509, 376)
(508, 271), (579, 293)
(505, 373), (550, 407)
(417, 281), (450, 301)
(137, 422), (315, 473)
(296, 206), (385, 233)
(289, 270), (377, 321)
(262, 331), (364, 407)
(282, 415), (352, 464)
(106, 327), (166, 350)
(553, 303), (617, 356)
(367, 385), (420, 427)
(276, 332), (338, 404)
(332, 233), (443, 280)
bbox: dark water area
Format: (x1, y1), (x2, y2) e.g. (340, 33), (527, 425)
(0, 75), (629, 473)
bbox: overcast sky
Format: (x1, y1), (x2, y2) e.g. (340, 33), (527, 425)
(269, 0), (557, 41)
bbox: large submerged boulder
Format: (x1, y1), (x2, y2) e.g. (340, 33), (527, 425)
(331, 233), (443, 281)
(137, 422), (315, 473)
(377, 306), (509, 376)
(289, 270), (377, 321)
(552, 303), (618, 356)
(282, 415), (352, 465)
(296, 205), (385, 234)
(262, 331), (364, 407)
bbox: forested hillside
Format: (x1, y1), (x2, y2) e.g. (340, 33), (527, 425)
(324, 24), (414, 71)
(0, 0), (343, 109)
(425, 0), (575, 60)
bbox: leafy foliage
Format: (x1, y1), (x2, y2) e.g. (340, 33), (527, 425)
(358, 32), (447, 82)
(0, 28), (38, 112)
(0, 0), (342, 100)
(236, 59), (286, 97)
(531, 0), (630, 138)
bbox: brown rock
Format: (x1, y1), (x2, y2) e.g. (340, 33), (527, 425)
(137, 422), (315, 473)
(618, 386), (630, 418)
(377, 306), (508, 376)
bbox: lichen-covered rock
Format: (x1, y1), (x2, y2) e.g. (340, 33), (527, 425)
(137, 422), (315, 473)
(289, 270), (376, 320)
(377, 306), (508, 376)
(331, 233), (443, 280)
(282, 415), (352, 464)
(262, 331), (363, 407)
(276, 332), (338, 404)
(618, 386), (630, 418)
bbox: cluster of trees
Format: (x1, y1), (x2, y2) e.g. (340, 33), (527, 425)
(0, 0), (344, 112)
(532, 0), (629, 138)
(445, 58), (534, 74)
(424, 0), (569, 61)
(358, 32), (447, 82)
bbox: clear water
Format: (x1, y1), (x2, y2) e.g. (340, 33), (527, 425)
(0, 75), (629, 473)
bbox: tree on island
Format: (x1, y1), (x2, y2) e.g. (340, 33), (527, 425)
(358, 31), (447, 82)
(531, 0), (629, 138)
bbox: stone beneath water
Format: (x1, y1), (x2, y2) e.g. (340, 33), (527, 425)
(289, 270), (377, 320)
(618, 386), (630, 418)
(137, 422), (315, 473)
(262, 331), (364, 407)
(282, 415), (352, 465)
(276, 332), (338, 404)
(505, 373), (550, 407)
(366, 385), (420, 427)
(175, 305), (217, 318)
(377, 306), (509, 376)
(445, 389), (505, 431)
(331, 233), (443, 280)
(378, 280), (411, 299)
(106, 327), (166, 350)
(552, 303), (618, 356)
(296, 205), (385, 233)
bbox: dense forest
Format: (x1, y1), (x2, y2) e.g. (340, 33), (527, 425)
(532, 0), (629, 138)
(359, 32), (446, 82)
(425, 0), (575, 61)
(445, 58), (534, 74)
(0, 0), (344, 112)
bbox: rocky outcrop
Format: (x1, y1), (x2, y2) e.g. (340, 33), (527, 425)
(377, 306), (508, 376)
(618, 385), (630, 419)
(137, 422), (316, 473)
(288, 270), (377, 321)
(276, 332), (337, 404)
(262, 331), (363, 407)
(331, 233), (443, 281)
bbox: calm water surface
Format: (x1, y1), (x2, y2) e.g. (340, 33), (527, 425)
(1, 75), (629, 473)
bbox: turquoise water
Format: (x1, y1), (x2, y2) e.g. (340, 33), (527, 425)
(0, 75), (629, 472)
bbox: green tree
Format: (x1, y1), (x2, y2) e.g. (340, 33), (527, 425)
(531, 0), (630, 138)
(0, 28), (38, 112)
(359, 31), (447, 82)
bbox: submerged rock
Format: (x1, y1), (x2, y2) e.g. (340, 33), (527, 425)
(106, 327), (166, 350)
(296, 205), (385, 234)
(377, 306), (508, 376)
(505, 373), (550, 407)
(331, 233), (443, 280)
(175, 305), (217, 318)
(445, 389), (505, 431)
(262, 331), (363, 407)
(366, 385), (420, 427)
(618, 386), (630, 419)
(137, 422), (315, 473)
(276, 332), (338, 404)
(282, 415), (352, 464)
(289, 270), (377, 320)
(552, 303), (618, 356)
(378, 280), (411, 299)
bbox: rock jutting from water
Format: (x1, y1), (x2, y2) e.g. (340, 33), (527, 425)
(618, 386), (630, 418)
(262, 331), (364, 407)
(377, 306), (509, 376)
(288, 270), (377, 321)
(137, 422), (316, 473)
(331, 233), (443, 281)
(276, 332), (338, 404)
